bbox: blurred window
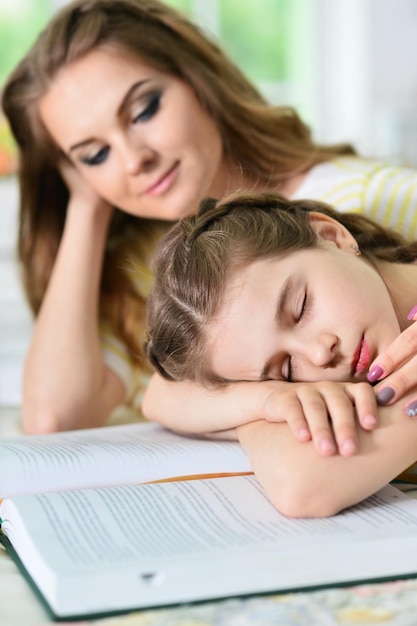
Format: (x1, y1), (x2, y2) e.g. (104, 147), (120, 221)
(0, 0), (305, 100)
(0, 0), (54, 87)
(0, 0), (311, 173)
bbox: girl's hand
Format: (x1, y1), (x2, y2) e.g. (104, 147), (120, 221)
(367, 305), (417, 417)
(263, 380), (378, 457)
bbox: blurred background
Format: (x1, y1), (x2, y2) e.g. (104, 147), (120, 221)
(1, 0), (417, 404)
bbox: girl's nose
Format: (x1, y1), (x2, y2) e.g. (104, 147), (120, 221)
(305, 333), (338, 368)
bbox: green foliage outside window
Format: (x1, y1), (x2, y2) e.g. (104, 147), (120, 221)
(0, 0), (300, 93)
(0, 0), (53, 88)
(219, 0), (293, 82)
(164, 0), (191, 13)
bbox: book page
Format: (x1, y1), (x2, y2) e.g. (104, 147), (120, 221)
(0, 423), (251, 497)
(3, 477), (417, 616)
(3, 477), (417, 615)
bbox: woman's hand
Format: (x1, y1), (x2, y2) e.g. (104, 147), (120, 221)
(367, 305), (417, 417)
(22, 158), (121, 433)
(263, 380), (378, 458)
(59, 156), (113, 217)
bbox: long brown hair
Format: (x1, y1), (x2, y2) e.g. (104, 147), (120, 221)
(146, 191), (417, 385)
(2, 0), (354, 369)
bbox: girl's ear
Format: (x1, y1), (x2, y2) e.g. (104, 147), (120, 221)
(308, 211), (355, 250)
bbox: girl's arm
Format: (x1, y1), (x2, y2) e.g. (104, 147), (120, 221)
(142, 373), (265, 437)
(237, 389), (417, 518)
(142, 373), (377, 455)
(22, 171), (125, 434)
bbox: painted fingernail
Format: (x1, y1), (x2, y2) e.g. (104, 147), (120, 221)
(376, 387), (395, 405)
(367, 365), (384, 382)
(407, 304), (417, 320)
(406, 401), (417, 417)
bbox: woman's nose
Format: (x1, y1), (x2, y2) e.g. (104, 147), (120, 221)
(305, 333), (338, 368)
(123, 143), (158, 176)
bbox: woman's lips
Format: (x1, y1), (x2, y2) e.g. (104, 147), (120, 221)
(145, 162), (179, 196)
(352, 337), (371, 376)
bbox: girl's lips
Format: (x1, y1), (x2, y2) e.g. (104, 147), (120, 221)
(145, 162), (179, 196)
(352, 337), (371, 376)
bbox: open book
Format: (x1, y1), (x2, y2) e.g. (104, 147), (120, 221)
(2, 423), (417, 621)
(0, 422), (252, 498)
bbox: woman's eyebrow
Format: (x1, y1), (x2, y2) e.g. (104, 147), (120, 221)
(68, 79), (151, 153)
(117, 78), (151, 117)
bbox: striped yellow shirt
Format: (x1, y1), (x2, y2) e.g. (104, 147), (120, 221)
(292, 156), (417, 240)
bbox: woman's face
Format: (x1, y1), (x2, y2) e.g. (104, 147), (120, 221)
(39, 47), (227, 220)
(206, 217), (403, 384)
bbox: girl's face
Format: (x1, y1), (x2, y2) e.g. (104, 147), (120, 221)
(207, 216), (404, 384)
(39, 47), (229, 220)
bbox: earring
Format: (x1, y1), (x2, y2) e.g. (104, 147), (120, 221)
(350, 244), (361, 256)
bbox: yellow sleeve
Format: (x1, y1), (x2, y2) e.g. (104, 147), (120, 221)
(362, 163), (417, 240)
(320, 158), (417, 240)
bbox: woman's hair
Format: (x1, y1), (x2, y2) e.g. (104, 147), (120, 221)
(2, 0), (355, 369)
(146, 191), (417, 385)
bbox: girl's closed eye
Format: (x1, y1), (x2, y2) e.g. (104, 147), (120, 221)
(133, 91), (162, 124)
(283, 356), (292, 383)
(297, 290), (310, 323)
(284, 291), (311, 381)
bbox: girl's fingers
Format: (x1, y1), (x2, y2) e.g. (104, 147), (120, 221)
(264, 382), (375, 457)
(266, 388), (335, 453)
(287, 415), (312, 443)
(346, 382), (378, 431)
(318, 388), (358, 457)
(295, 387), (339, 457)
(266, 391), (312, 441)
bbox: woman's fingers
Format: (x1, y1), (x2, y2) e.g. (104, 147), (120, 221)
(405, 397), (417, 418)
(367, 307), (417, 384)
(374, 360), (417, 405)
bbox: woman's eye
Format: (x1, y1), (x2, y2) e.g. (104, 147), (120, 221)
(133, 92), (161, 123)
(81, 146), (109, 167)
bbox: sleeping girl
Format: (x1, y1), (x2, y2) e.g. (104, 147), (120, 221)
(144, 192), (417, 517)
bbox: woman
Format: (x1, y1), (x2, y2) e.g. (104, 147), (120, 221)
(3, 0), (417, 433)
(145, 191), (417, 516)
